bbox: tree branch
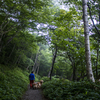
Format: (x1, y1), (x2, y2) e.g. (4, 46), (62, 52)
(87, 3), (100, 35)
(2, 34), (17, 49)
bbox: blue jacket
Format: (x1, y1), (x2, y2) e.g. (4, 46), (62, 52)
(29, 73), (35, 80)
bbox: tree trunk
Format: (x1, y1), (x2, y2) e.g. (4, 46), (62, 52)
(32, 48), (40, 72)
(88, 2), (100, 35)
(96, 42), (99, 79)
(36, 66), (39, 75)
(67, 52), (76, 81)
(72, 62), (76, 81)
(7, 44), (15, 63)
(48, 46), (58, 80)
(82, 0), (95, 82)
(34, 61), (40, 73)
(14, 55), (20, 66)
(26, 55), (33, 70)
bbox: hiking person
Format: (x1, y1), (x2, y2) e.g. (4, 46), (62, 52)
(29, 71), (35, 89)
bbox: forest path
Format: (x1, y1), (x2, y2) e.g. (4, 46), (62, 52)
(22, 84), (48, 100)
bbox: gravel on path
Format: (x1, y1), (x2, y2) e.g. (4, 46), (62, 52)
(22, 85), (48, 100)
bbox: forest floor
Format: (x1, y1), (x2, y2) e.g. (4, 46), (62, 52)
(22, 84), (48, 100)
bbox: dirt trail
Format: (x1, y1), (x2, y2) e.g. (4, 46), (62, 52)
(22, 85), (48, 100)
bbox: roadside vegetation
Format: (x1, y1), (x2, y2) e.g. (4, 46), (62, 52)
(42, 77), (100, 100)
(1, 0), (100, 100)
(0, 64), (29, 100)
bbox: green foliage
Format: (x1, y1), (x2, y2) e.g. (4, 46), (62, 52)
(42, 79), (100, 100)
(0, 64), (29, 100)
(41, 76), (50, 82)
(0, 0), (53, 70)
(37, 44), (52, 77)
(48, 5), (86, 80)
(0, 30), (38, 68)
(35, 74), (41, 82)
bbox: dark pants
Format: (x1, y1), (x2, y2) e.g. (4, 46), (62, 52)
(30, 80), (34, 88)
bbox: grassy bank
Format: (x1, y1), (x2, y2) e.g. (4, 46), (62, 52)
(0, 64), (29, 100)
(42, 78), (100, 100)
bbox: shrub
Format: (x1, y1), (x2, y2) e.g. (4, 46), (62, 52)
(0, 65), (29, 100)
(41, 76), (50, 82)
(35, 74), (41, 82)
(42, 79), (100, 100)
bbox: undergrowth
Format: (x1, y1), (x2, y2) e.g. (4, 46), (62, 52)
(42, 78), (100, 100)
(0, 64), (29, 100)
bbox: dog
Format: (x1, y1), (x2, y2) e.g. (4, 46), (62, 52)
(32, 80), (44, 89)
(32, 83), (38, 89)
(37, 80), (44, 88)
(40, 80), (44, 83)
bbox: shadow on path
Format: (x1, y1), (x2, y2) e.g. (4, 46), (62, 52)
(22, 85), (48, 100)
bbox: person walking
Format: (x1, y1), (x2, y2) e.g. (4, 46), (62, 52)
(29, 71), (35, 89)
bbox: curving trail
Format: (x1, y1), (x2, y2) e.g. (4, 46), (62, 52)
(22, 85), (48, 100)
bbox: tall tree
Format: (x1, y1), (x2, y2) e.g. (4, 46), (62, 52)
(82, 0), (95, 82)
(48, 45), (58, 80)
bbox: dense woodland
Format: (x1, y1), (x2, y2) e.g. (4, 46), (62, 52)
(1, 0), (100, 100)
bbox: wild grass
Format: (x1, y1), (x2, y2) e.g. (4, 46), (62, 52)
(0, 64), (29, 100)
(42, 77), (100, 100)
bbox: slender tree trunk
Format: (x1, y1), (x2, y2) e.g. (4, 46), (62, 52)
(34, 61), (40, 73)
(0, 15), (8, 45)
(72, 62), (76, 81)
(82, 0), (95, 82)
(32, 48), (40, 72)
(14, 55), (20, 66)
(70, 74), (73, 81)
(81, 62), (85, 80)
(7, 44), (15, 63)
(67, 52), (76, 81)
(48, 46), (58, 80)
(17, 58), (21, 66)
(32, 53), (39, 72)
(0, 33), (17, 53)
(99, 5), (100, 25)
(26, 55), (33, 70)
(48, 66), (52, 78)
(36, 66), (39, 75)
(96, 42), (99, 79)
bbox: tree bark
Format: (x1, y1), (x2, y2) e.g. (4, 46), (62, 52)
(82, 0), (95, 82)
(48, 46), (58, 80)
(96, 42), (99, 79)
(7, 44), (15, 63)
(34, 61), (40, 73)
(67, 52), (76, 81)
(32, 49), (40, 72)
(36, 66), (39, 75)
(14, 55), (20, 66)
(88, 3), (100, 35)
(26, 55), (33, 70)
(72, 61), (76, 81)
